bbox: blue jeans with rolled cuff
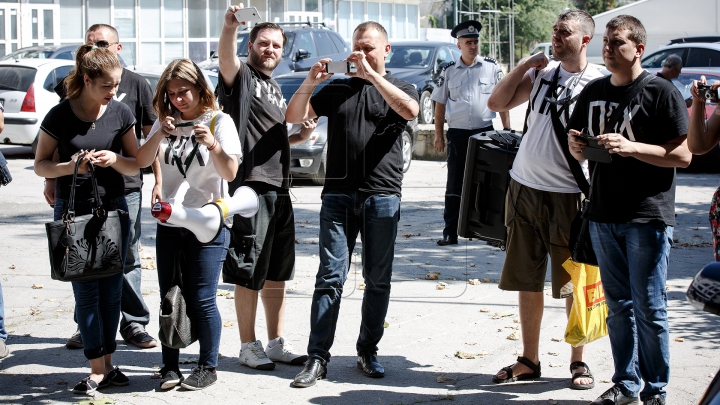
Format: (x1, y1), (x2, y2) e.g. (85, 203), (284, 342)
(156, 224), (229, 369)
(589, 221), (672, 401)
(54, 195), (130, 360)
(307, 191), (400, 363)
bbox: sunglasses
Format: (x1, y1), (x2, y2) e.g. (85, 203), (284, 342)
(90, 40), (119, 48)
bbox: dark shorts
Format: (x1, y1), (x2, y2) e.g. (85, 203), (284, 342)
(498, 179), (581, 299)
(223, 181), (296, 291)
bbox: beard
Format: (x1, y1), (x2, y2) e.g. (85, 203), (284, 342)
(248, 50), (280, 72)
(553, 40), (582, 62)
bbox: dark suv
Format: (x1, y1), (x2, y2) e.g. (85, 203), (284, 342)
(197, 22), (349, 77)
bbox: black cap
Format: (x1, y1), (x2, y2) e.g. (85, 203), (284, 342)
(451, 20), (482, 39)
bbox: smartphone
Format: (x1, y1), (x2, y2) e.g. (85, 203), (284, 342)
(234, 7), (262, 23)
(577, 130), (612, 163)
(325, 61), (357, 74)
(174, 121), (195, 128)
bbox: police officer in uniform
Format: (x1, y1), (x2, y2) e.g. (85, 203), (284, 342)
(431, 20), (510, 246)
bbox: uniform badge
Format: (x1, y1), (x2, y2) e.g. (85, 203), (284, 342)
(468, 25), (475, 33)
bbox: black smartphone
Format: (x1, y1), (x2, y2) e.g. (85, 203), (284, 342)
(577, 130), (612, 163)
(174, 121), (195, 128)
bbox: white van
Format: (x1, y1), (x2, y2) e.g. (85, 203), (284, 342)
(517, 42), (552, 65)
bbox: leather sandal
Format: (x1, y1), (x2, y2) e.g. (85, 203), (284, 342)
(570, 361), (595, 390)
(492, 356), (541, 384)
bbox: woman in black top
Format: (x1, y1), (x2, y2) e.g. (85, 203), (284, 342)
(34, 44), (139, 396)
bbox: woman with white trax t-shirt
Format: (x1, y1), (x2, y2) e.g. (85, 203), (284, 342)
(136, 58), (242, 391)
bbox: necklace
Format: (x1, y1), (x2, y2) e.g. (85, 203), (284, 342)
(77, 99), (104, 129)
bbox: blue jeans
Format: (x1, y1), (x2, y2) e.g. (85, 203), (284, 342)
(589, 221), (673, 401)
(119, 190), (151, 338)
(54, 195), (130, 360)
(0, 279), (6, 342)
(307, 191), (400, 362)
(443, 127), (492, 239)
(156, 224), (229, 369)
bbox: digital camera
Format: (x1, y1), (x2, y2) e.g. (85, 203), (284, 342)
(698, 84), (719, 102)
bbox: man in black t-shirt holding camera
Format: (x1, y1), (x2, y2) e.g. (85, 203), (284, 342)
(568, 15), (690, 405)
(286, 21), (419, 388)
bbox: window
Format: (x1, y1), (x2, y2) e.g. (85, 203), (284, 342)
(380, 3), (392, 39)
(114, 0), (135, 40)
(687, 48), (720, 67)
(43, 65), (72, 91)
(314, 31), (335, 54)
(189, 42), (207, 62)
(437, 46), (454, 65)
(407, 4), (418, 39)
(165, 42), (183, 63)
(329, 32), (347, 53)
(141, 42), (161, 65)
(87, 0), (110, 28)
(164, 0), (183, 38)
(296, 32), (316, 58)
(641, 48), (685, 69)
(188, 0), (207, 38)
(367, 2), (378, 22)
(139, 0), (161, 38)
(395, 4), (406, 39)
(43, 9), (53, 40)
(209, 0), (225, 37)
(351, 2), (364, 34)
(337, 1), (350, 39)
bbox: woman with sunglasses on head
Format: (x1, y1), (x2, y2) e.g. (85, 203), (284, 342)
(136, 59), (241, 391)
(689, 77), (720, 261)
(34, 44), (139, 395)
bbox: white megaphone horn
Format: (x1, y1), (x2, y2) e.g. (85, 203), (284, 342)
(151, 185), (259, 244)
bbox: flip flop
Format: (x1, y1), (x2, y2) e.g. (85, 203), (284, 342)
(570, 361), (595, 390)
(492, 356), (541, 384)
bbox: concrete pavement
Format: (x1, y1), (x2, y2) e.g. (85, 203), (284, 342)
(0, 149), (719, 405)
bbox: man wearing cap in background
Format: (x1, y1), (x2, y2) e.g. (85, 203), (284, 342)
(431, 20), (510, 246)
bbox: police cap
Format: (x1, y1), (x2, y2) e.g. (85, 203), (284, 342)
(451, 20), (482, 39)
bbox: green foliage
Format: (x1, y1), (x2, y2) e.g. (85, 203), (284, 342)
(575, 0), (616, 16)
(510, 0), (573, 56)
(427, 14), (439, 28)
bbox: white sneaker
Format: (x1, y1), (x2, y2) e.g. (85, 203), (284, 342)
(239, 340), (275, 370)
(266, 337), (309, 365)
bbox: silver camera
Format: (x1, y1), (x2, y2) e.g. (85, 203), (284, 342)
(698, 84), (719, 102)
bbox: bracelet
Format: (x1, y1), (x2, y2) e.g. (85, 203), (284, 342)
(208, 137), (218, 151)
(503, 127), (512, 131)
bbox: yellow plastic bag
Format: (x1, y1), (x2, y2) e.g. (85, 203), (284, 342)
(563, 258), (609, 347)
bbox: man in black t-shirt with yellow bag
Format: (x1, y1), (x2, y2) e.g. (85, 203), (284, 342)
(285, 21), (419, 388)
(568, 15), (690, 405)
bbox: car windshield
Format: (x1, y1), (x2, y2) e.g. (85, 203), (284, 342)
(0, 66), (37, 91)
(0, 49), (55, 60)
(672, 72), (720, 102)
(385, 46), (435, 69)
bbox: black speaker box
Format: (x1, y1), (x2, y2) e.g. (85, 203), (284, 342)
(458, 130), (522, 249)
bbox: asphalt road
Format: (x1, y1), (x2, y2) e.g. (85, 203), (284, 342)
(0, 146), (719, 405)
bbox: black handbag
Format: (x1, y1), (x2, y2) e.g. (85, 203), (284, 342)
(158, 250), (197, 349)
(45, 159), (127, 282)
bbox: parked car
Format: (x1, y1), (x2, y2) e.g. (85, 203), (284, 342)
(1, 44), (127, 67)
(386, 40), (459, 124)
(642, 42), (720, 70)
(517, 42), (553, 65)
(128, 65), (218, 92)
(274, 71), (418, 185)
(0, 59), (75, 147)
(197, 22), (349, 78)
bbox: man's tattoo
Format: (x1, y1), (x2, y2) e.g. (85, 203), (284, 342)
(391, 93), (411, 113)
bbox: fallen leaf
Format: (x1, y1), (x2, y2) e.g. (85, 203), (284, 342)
(468, 279), (481, 285)
(8, 265), (15, 269)
(225, 294), (235, 299)
(383, 321), (389, 328)
(491, 312), (514, 319)
(548, 363), (562, 367)
(601, 379), (611, 383)
(29, 308), (41, 316)
(437, 282), (448, 290)
(222, 322), (234, 327)
(482, 278), (491, 283)
(479, 308), (490, 313)
(547, 352), (559, 356)
(78, 398), (115, 405)
(551, 337), (562, 342)
(515, 350), (523, 355)
(437, 376), (454, 383)
(674, 337), (685, 342)
(507, 331), (520, 341)
(469, 263), (476, 267)
(32, 284), (43, 289)
(359, 283), (366, 290)
(48, 298), (56, 302)
(465, 342), (477, 346)
(425, 271), (440, 280)
(216, 290), (230, 297)
(513, 318), (520, 323)
(142, 289), (159, 296)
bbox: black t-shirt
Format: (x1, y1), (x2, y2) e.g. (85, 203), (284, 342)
(117, 69), (156, 190)
(41, 99), (137, 200)
(55, 68), (156, 191)
(217, 64), (289, 189)
(310, 74), (418, 196)
(568, 74), (689, 226)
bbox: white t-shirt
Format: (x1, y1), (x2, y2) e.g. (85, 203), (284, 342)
(510, 61), (604, 193)
(148, 109), (242, 225)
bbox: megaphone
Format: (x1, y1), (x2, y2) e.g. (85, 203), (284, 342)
(151, 185), (259, 244)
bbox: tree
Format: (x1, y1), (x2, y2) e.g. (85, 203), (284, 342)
(575, 0), (616, 16)
(508, 0), (572, 59)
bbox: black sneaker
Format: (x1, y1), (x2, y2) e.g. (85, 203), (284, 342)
(591, 386), (639, 405)
(98, 366), (130, 388)
(72, 377), (99, 395)
(643, 395), (665, 405)
(66, 330), (83, 350)
(160, 367), (184, 390)
(180, 366), (217, 390)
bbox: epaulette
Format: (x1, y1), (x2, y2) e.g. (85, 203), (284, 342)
(440, 61), (455, 72)
(484, 57), (498, 65)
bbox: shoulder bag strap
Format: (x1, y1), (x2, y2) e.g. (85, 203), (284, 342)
(522, 69), (542, 135)
(67, 158), (82, 217)
(603, 71), (654, 132)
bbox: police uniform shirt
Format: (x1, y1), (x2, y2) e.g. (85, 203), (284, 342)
(430, 55), (502, 130)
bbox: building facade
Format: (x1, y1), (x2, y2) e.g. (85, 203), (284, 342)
(0, 0), (420, 65)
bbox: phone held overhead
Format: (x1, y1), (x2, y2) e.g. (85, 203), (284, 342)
(234, 7), (261, 23)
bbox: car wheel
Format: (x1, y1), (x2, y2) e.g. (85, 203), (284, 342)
(402, 130), (412, 173)
(419, 91), (434, 124)
(310, 148), (326, 186)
